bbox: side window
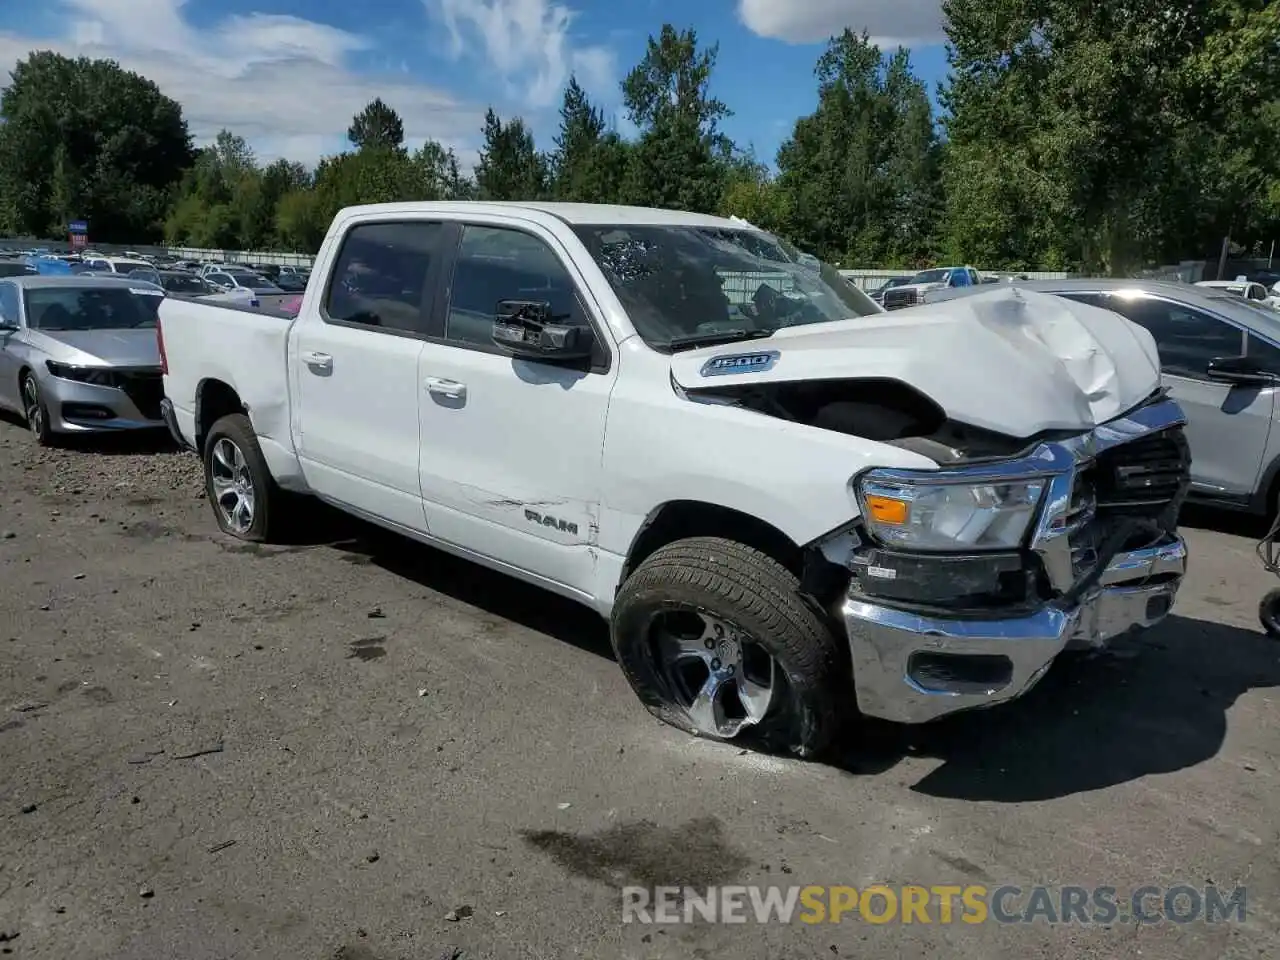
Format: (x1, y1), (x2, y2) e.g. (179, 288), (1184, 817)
(1248, 285), (1267, 302)
(0, 283), (19, 325)
(324, 221), (441, 333)
(1114, 299), (1245, 380)
(1246, 334), (1280, 375)
(445, 225), (584, 349)
(950, 270), (968, 288)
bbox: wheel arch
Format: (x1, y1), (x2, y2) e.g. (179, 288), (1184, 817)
(194, 378), (245, 453)
(620, 499), (804, 584)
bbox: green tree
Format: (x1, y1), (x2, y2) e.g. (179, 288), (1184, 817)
(719, 150), (787, 234)
(410, 141), (477, 200)
(275, 188), (327, 252)
(774, 31), (941, 267)
(164, 131), (259, 248)
(940, 0), (1280, 272)
(475, 108), (547, 201)
(620, 25), (731, 213)
(550, 75), (626, 202)
(0, 51), (193, 241)
(347, 97), (405, 151)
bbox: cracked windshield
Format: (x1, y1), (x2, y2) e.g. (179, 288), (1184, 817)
(575, 225), (880, 349)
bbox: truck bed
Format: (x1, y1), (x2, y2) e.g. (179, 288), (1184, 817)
(159, 295), (297, 459)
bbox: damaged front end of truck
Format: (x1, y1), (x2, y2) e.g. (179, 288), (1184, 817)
(670, 287), (1192, 724)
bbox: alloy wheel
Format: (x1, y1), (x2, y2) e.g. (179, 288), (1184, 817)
(652, 609), (779, 739)
(210, 437), (255, 534)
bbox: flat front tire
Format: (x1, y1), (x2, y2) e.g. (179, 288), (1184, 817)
(203, 413), (282, 542)
(611, 536), (847, 759)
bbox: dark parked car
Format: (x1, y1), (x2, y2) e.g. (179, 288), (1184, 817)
(273, 273), (308, 292)
(155, 271), (218, 298)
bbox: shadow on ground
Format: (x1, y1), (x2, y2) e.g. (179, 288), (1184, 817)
(836, 614), (1280, 801)
(1179, 502), (1272, 539)
(0, 409), (178, 455)
(273, 500), (1279, 800)
(311, 513), (615, 664)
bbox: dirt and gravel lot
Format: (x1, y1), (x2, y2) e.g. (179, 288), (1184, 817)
(1, 414), (1278, 960)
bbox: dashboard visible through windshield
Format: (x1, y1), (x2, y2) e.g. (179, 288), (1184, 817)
(572, 225), (880, 351)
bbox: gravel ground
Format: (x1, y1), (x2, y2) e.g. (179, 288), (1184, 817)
(1, 414), (1279, 960)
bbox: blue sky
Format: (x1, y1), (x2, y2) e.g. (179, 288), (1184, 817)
(0, 0), (949, 169)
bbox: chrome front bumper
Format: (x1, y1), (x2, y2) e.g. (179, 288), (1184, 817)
(842, 396), (1189, 725)
(843, 536), (1185, 724)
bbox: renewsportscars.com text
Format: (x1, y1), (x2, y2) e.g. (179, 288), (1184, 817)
(621, 884), (1247, 925)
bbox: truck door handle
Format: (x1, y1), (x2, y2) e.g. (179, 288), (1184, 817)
(424, 377), (466, 400)
(302, 351), (332, 372)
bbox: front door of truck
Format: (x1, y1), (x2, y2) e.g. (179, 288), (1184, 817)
(415, 220), (615, 595)
(291, 219), (445, 533)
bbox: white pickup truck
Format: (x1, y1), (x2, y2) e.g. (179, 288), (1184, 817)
(157, 201), (1191, 758)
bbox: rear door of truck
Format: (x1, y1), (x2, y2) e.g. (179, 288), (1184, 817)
(290, 216), (448, 534)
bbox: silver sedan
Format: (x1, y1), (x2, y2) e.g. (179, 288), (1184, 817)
(0, 276), (166, 445)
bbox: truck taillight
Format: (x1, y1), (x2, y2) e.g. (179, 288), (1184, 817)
(156, 317), (168, 374)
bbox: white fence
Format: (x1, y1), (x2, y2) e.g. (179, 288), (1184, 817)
(161, 247), (315, 269)
(838, 268), (1071, 292)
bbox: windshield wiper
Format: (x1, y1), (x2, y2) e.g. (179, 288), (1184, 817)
(666, 328), (775, 351)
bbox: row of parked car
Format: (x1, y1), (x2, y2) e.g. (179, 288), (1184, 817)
(0, 247), (312, 444)
(873, 264), (1280, 313)
(0, 248), (311, 303)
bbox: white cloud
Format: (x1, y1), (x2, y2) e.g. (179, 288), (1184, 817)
(736, 0), (945, 47)
(428, 0), (617, 109)
(0, 0), (487, 165)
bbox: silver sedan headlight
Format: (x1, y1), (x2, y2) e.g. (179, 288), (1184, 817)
(856, 471), (1046, 552)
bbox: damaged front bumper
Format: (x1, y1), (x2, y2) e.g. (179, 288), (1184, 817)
(840, 397), (1190, 725)
(843, 536), (1185, 723)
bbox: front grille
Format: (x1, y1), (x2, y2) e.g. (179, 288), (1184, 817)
(1064, 425), (1190, 584)
(1091, 427), (1190, 517)
(119, 370), (164, 420)
(882, 288), (919, 310)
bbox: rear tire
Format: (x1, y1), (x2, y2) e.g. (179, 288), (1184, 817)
(611, 536), (847, 759)
(21, 372), (56, 447)
(202, 413), (284, 542)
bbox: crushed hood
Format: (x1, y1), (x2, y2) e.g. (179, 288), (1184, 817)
(670, 287), (1161, 438)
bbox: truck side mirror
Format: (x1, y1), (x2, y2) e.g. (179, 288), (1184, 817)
(492, 299), (593, 362)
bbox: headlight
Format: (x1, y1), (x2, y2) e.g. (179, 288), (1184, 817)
(45, 360), (120, 387)
(856, 472), (1046, 552)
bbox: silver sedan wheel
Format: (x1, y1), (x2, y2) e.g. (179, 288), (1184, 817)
(23, 377), (43, 438)
(209, 437), (255, 534)
(654, 610), (778, 739)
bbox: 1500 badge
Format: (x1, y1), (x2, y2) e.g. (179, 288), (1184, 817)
(699, 351), (780, 377)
